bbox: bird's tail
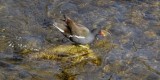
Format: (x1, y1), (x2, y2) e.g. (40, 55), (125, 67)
(60, 14), (70, 22)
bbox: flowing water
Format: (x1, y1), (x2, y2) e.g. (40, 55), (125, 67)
(0, 0), (160, 80)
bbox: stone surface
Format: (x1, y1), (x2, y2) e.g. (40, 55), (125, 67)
(0, 0), (159, 80)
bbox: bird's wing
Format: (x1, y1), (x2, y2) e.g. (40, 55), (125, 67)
(53, 23), (64, 33)
(53, 23), (72, 38)
(73, 24), (90, 37)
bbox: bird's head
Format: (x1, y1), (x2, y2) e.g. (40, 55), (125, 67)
(99, 30), (106, 37)
(92, 28), (106, 37)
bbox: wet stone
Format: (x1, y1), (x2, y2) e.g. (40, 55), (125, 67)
(0, 0), (160, 80)
(18, 71), (31, 79)
(145, 73), (160, 80)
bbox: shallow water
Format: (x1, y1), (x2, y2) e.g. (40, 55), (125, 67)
(0, 0), (160, 80)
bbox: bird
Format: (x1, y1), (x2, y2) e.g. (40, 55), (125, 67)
(53, 15), (106, 45)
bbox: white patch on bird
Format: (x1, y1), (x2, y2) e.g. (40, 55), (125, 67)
(69, 35), (85, 38)
(53, 23), (85, 39)
(53, 23), (64, 32)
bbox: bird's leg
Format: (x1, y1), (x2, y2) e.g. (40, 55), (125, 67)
(78, 44), (90, 49)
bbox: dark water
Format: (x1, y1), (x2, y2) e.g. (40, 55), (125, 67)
(0, 0), (160, 80)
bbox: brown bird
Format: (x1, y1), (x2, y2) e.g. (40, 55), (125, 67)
(53, 15), (106, 44)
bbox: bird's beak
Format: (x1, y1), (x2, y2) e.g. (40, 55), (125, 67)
(99, 30), (106, 37)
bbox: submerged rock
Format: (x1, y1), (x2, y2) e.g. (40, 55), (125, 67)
(30, 45), (101, 66)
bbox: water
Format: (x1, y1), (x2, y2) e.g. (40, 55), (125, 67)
(0, 0), (160, 80)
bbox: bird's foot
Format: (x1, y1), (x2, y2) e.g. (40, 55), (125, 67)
(78, 44), (90, 49)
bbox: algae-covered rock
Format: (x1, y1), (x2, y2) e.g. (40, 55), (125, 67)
(30, 45), (101, 66)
